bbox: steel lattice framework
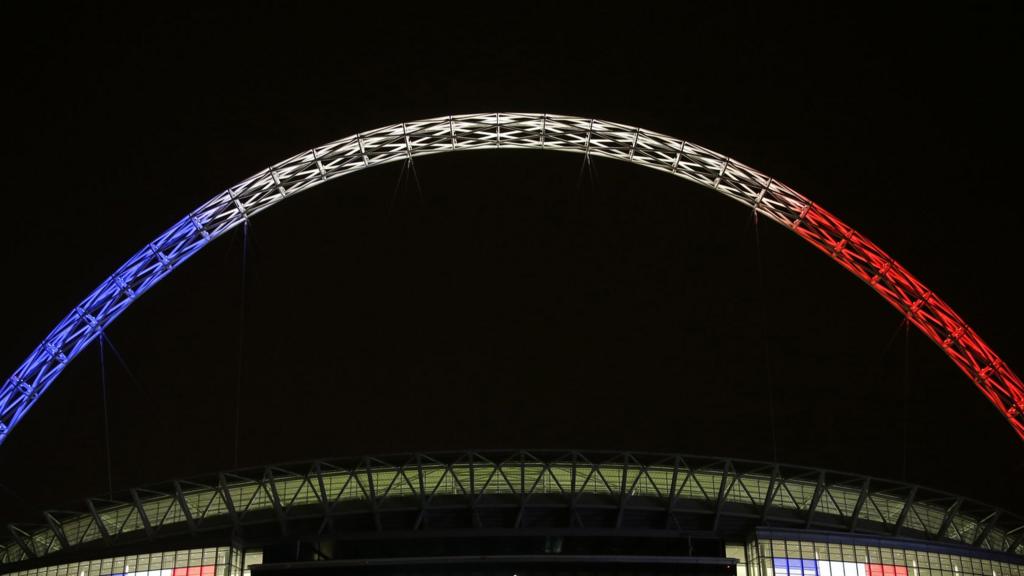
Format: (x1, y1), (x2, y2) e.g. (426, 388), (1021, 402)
(1, 113), (1022, 444)
(2, 451), (1023, 565)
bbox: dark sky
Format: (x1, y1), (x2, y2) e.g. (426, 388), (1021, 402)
(1, 4), (1022, 526)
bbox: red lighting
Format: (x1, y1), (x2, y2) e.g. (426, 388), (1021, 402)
(866, 565), (909, 576)
(795, 204), (1024, 440)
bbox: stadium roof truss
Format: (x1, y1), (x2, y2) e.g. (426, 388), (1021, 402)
(2, 451), (1022, 567)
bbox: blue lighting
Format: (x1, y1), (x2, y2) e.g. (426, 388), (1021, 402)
(775, 558), (820, 576)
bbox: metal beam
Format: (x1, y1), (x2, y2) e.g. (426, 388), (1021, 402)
(217, 473), (239, 530)
(615, 456), (630, 529)
(128, 490), (153, 539)
(264, 471), (288, 534)
(664, 456), (682, 529)
(804, 471), (826, 529)
(311, 462), (334, 536)
(711, 461), (734, 533)
(85, 499), (111, 543)
(363, 458), (382, 532)
(514, 454), (529, 529)
(848, 478), (870, 532)
(972, 511), (1000, 548)
(172, 482), (196, 535)
(1005, 526), (1024, 554)
(6, 525), (34, 559)
(568, 453), (579, 528)
(760, 465), (780, 524)
(412, 455), (429, 531)
(42, 512), (69, 550)
(894, 486), (918, 535)
(936, 498), (963, 540)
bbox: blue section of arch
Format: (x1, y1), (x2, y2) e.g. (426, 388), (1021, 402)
(0, 213), (212, 444)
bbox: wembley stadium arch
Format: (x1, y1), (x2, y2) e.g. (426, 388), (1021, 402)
(1, 113), (1022, 446)
(2, 114), (1023, 576)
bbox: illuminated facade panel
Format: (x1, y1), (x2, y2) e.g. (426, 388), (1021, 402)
(3, 548), (245, 576)
(748, 537), (1024, 576)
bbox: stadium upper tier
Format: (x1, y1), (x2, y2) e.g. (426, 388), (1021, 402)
(2, 451), (1021, 568)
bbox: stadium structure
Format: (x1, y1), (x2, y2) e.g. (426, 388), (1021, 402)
(1, 114), (1023, 576)
(1, 451), (1023, 576)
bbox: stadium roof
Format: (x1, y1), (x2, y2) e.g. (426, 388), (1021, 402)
(3, 450), (1022, 569)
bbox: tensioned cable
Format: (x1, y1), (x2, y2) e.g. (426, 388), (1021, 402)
(859, 316), (909, 393)
(408, 157), (424, 204)
(233, 221), (250, 469)
(573, 152), (598, 222)
(387, 157), (425, 214)
(752, 211), (779, 462)
(903, 322), (911, 481)
(848, 306), (911, 477)
(100, 333), (141, 392)
(388, 158), (410, 213)
(99, 333), (113, 496)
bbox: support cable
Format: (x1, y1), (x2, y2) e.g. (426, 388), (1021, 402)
(576, 153), (590, 194)
(573, 153), (597, 221)
(902, 321), (911, 481)
(233, 221), (250, 469)
(586, 152), (599, 191)
(753, 212), (779, 462)
(388, 159), (410, 214)
(101, 333), (142, 392)
(585, 153), (599, 211)
(848, 301), (911, 481)
(408, 158), (424, 204)
(99, 333), (113, 497)
(861, 316), (909, 389)
(387, 158), (423, 215)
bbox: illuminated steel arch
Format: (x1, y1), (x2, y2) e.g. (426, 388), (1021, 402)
(1, 113), (1022, 445)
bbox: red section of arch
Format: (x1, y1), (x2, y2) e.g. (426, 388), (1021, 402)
(793, 203), (1024, 440)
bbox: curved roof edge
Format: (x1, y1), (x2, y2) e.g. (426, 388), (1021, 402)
(3, 450), (1022, 566)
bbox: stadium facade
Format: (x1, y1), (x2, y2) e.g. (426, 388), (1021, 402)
(1, 451), (1022, 576)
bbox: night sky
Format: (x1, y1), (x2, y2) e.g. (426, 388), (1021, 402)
(1, 4), (1022, 526)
